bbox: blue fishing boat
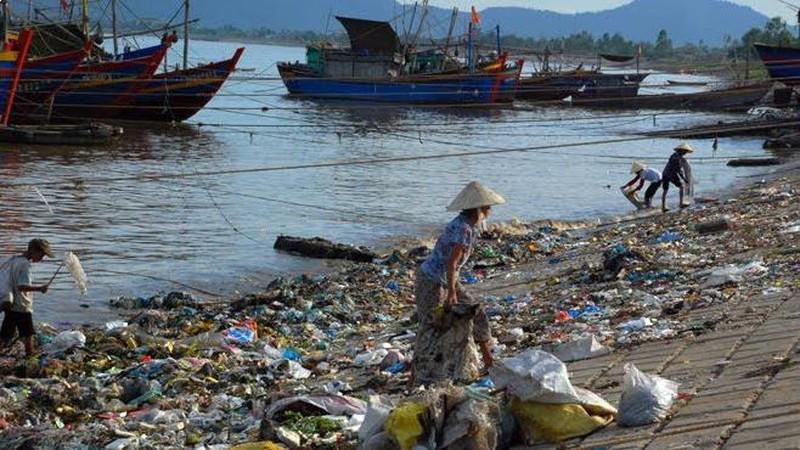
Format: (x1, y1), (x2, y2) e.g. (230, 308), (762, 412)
(753, 43), (800, 85)
(278, 16), (523, 104)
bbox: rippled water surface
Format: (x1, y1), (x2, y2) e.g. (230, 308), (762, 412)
(0, 40), (775, 324)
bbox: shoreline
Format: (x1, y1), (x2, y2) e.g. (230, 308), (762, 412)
(2, 143), (797, 447)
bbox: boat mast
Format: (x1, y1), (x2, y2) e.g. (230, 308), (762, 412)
(111, 0), (118, 56)
(2, 0), (8, 45)
(183, 0), (189, 70)
(441, 7), (458, 71)
(410, 0), (428, 49)
(467, 21), (473, 73)
(27, 0), (33, 24)
(81, 0), (89, 39)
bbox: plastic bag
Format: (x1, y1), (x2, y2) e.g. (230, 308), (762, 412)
(490, 349), (580, 403)
(511, 394), (615, 443)
(617, 363), (679, 427)
(384, 402), (427, 450)
(546, 335), (610, 363)
(358, 395), (394, 442)
(43, 330), (86, 354)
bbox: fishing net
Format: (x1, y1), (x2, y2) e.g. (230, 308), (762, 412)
(64, 251), (88, 295)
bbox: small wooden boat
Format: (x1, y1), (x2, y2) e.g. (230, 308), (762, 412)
(570, 83), (771, 111)
(666, 80), (708, 86)
(0, 122), (122, 145)
(517, 69), (648, 101)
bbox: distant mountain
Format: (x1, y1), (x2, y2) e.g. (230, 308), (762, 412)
(14, 0), (769, 46)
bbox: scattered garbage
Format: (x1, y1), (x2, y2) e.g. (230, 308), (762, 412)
(544, 335), (610, 362)
(700, 261), (769, 289)
(617, 363), (679, 427)
(0, 172), (796, 448)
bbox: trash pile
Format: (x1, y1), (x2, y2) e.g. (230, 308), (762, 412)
(0, 172), (798, 448)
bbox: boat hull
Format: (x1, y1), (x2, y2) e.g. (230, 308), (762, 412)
(754, 43), (800, 86)
(278, 64), (521, 104)
(114, 48), (244, 122)
(570, 84), (771, 111)
(518, 72), (648, 101)
(46, 43), (169, 121)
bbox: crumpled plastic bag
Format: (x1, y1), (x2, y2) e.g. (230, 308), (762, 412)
(490, 349), (580, 403)
(42, 330), (86, 354)
(700, 261), (768, 289)
(544, 335), (610, 363)
(617, 363), (679, 427)
(358, 395), (394, 442)
(511, 388), (617, 444)
(384, 402), (427, 450)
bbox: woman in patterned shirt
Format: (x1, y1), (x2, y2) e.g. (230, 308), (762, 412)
(413, 181), (505, 381)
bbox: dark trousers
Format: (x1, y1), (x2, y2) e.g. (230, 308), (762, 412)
(644, 182), (661, 205)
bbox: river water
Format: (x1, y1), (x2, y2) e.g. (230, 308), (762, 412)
(0, 39), (775, 324)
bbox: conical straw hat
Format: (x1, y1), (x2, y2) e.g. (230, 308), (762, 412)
(674, 142), (694, 153)
(630, 161), (646, 174)
(447, 181), (506, 211)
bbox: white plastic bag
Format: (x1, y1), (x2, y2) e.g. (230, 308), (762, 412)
(43, 330), (86, 354)
(358, 395), (394, 442)
(490, 349), (580, 403)
(547, 335), (610, 363)
(617, 363), (679, 427)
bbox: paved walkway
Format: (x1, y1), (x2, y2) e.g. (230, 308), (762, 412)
(507, 290), (800, 449)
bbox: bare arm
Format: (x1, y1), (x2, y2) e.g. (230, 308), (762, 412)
(19, 285), (48, 294)
(446, 244), (466, 306)
(622, 175), (641, 189)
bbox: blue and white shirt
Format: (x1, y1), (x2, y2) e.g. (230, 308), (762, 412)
(641, 168), (662, 183)
(420, 214), (476, 285)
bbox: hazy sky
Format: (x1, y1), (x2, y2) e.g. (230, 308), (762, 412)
(421, 1), (791, 21)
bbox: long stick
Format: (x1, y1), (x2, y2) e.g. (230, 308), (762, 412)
(47, 262), (65, 286)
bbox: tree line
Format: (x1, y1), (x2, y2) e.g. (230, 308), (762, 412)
(175, 16), (797, 64)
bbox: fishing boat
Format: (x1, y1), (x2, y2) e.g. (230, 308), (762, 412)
(44, 42), (170, 121)
(517, 51), (648, 102)
(666, 80), (709, 86)
(0, 29), (34, 126)
(12, 0), (241, 123)
(11, 40), (91, 123)
(569, 83), (771, 111)
(278, 16), (523, 104)
(518, 69), (647, 102)
(753, 43), (800, 86)
(113, 47), (244, 122)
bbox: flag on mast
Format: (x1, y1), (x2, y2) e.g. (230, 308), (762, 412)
(471, 6), (481, 25)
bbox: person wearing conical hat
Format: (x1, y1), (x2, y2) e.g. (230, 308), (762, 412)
(413, 181), (505, 381)
(621, 161), (662, 208)
(661, 143), (694, 212)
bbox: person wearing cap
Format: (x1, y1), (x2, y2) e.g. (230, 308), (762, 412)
(0, 239), (54, 356)
(413, 181), (505, 381)
(622, 161), (662, 208)
(661, 143), (695, 212)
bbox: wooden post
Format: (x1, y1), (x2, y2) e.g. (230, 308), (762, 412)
(183, 0), (189, 70)
(745, 47), (750, 81)
(111, 0), (118, 57)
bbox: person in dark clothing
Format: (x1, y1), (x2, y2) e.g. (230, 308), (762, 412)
(661, 143), (694, 212)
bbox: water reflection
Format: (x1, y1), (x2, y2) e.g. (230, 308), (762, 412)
(0, 40), (777, 325)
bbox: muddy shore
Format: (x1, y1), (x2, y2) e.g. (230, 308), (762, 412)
(0, 152), (798, 448)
